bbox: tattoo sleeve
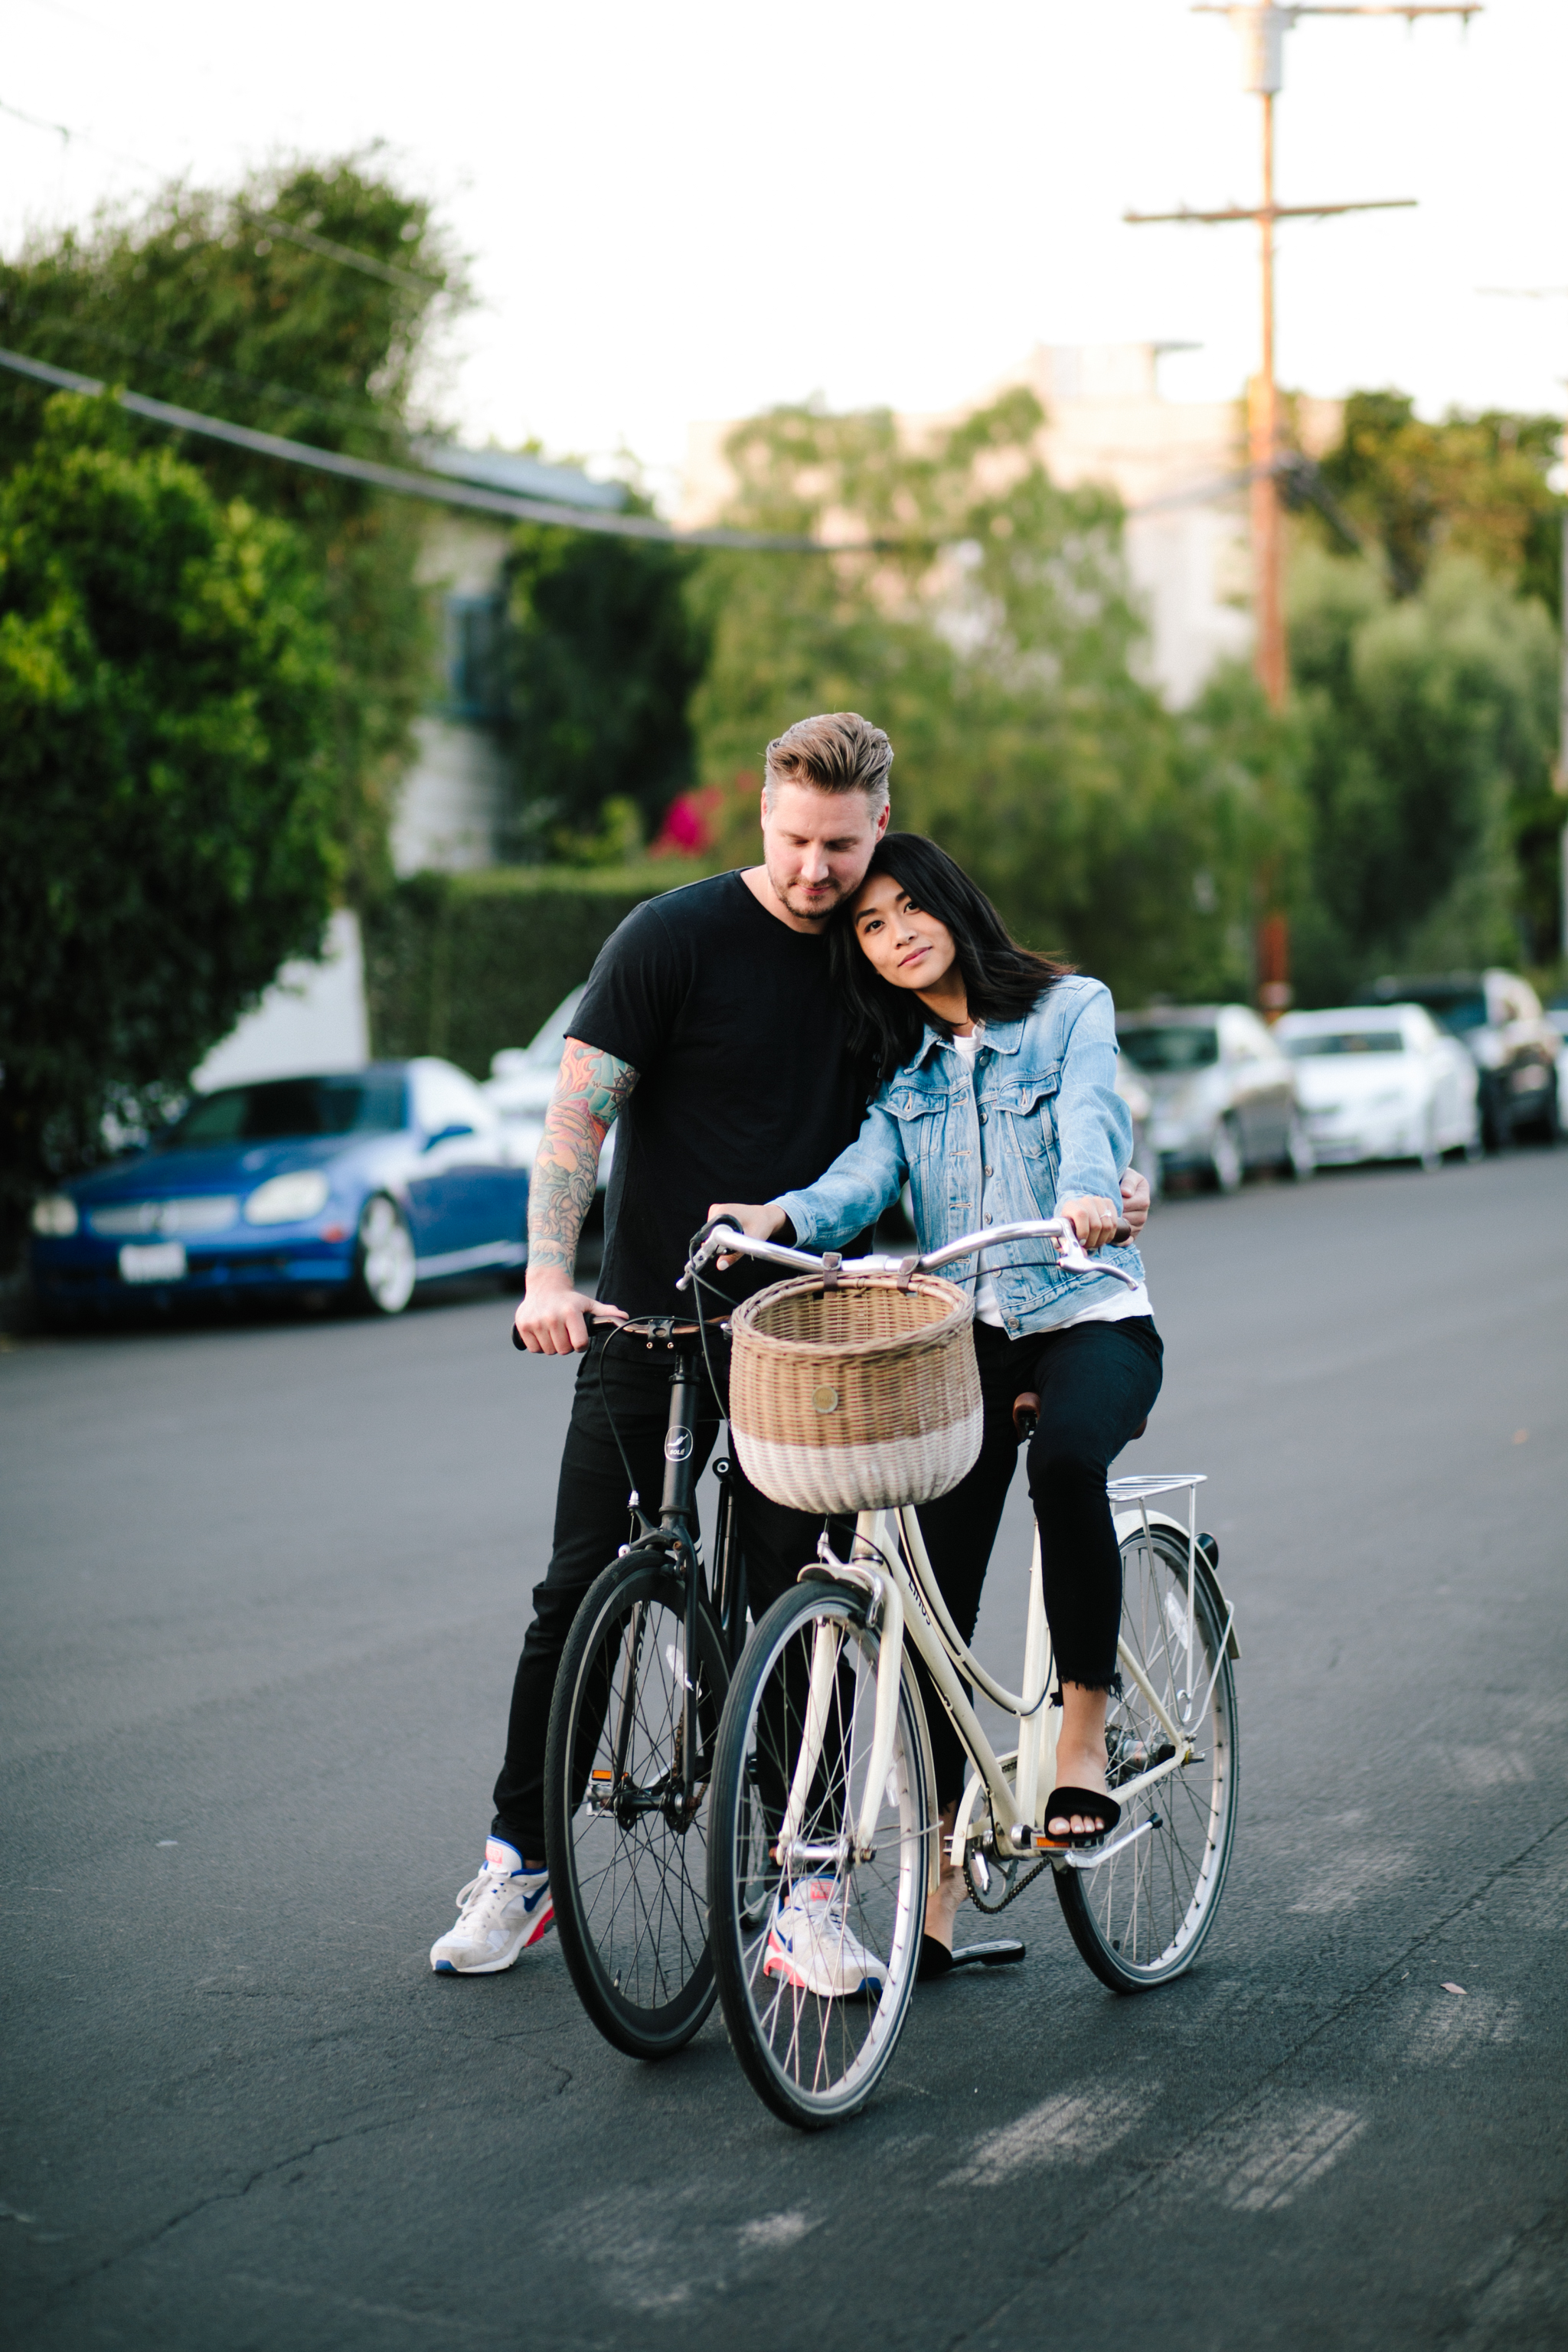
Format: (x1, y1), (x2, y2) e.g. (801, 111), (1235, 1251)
(528, 1040), (639, 1278)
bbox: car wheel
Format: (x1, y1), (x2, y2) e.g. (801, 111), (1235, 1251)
(353, 1194), (416, 1315)
(1284, 1112), (1315, 1181)
(1210, 1116), (1244, 1195)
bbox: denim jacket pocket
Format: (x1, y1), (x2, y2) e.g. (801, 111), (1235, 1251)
(992, 1072), (1060, 1161)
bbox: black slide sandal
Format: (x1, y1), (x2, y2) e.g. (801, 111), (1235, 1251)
(1043, 1787), (1122, 1851)
(920, 1934), (1026, 1980)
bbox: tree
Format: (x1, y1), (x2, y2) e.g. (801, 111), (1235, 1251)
(689, 391), (1280, 1004)
(0, 397), (338, 1243)
(1308, 389), (1563, 613)
(505, 511), (711, 856)
(0, 155), (466, 897)
(1286, 545), (1558, 1001)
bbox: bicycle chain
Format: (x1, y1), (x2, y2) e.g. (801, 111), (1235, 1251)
(963, 1848), (1051, 1913)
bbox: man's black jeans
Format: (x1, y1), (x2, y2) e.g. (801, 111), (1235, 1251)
(492, 1328), (837, 1860)
(916, 1315), (1165, 1808)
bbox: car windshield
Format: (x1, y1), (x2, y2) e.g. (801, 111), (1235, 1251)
(1117, 1025), (1219, 1073)
(1393, 988), (1487, 1037)
(1282, 1031), (1405, 1060)
(168, 1074), (407, 1147)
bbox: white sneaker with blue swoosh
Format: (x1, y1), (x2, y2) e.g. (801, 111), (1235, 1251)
(430, 1839), (554, 1973)
(763, 1874), (887, 1999)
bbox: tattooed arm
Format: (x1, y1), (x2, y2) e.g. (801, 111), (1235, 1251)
(513, 1040), (639, 1355)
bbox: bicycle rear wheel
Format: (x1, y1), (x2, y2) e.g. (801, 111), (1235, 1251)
(1055, 1524), (1239, 1991)
(708, 1582), (930, 2129)
(544, 1549), (727, 2058)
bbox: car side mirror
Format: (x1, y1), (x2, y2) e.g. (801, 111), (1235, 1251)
(424, 1122), (475, 1150)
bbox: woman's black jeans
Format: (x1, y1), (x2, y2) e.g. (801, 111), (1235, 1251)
(914, 1315), (1165, 1810)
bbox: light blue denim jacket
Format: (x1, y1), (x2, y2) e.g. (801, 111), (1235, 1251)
(775, 975), (1144, 1337)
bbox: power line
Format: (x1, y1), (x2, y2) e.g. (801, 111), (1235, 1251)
(0, 90), (445, 294)
(0, 344), (868, 552)
(0, 311), (408, 434)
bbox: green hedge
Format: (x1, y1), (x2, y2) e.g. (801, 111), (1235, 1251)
(363, 861), (708, 1077)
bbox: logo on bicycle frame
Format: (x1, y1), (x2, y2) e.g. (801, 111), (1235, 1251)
(664, 1426), (694, 1462)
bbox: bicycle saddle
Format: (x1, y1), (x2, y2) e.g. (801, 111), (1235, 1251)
(1011, 1390), (1147, 1442)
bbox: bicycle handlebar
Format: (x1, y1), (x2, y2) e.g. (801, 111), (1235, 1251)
(678, 1214), (1138, 1293)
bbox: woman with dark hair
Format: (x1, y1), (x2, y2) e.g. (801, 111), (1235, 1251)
(711, 833), (1159, 1971)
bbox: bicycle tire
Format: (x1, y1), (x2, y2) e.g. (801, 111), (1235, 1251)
(544, 1549), (729, 2059)
(708, 1582), (931, 2130)
(1054, 1524), (1239, 1991)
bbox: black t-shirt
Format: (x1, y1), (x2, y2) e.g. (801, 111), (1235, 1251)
(570, 871), (867, 1316)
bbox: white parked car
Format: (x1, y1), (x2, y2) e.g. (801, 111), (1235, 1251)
(1274, 1004), (1479, 1169)
(485, 985), (616, 1191)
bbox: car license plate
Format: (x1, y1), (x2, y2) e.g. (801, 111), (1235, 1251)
(119, 1240), (187, 1284)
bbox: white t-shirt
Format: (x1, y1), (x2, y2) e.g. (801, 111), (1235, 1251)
(950, 1026), (1151, 1331)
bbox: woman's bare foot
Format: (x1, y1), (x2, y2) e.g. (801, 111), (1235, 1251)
(1049, 1682), (1113, 1840)
(923, 1802), (968, 1953)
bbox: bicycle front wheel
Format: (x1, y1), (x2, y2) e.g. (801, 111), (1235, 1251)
(708, 1583), (931, 2130)
(1055, 1524), (1239, 1991)
(544, 1550), (727, 2058)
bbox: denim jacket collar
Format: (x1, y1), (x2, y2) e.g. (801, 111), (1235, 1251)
(910, 1013), (1026, 1071)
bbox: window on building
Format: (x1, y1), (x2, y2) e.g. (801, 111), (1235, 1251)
(446, 593), (511, 721)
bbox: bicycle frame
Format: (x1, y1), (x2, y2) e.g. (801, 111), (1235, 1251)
(592, 1318), (748, 1819)
(785, 1493), (1212, 1893)
(684, 1216), (1228, 1893)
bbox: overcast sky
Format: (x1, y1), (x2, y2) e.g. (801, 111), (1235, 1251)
(5, 0), (1566, 505)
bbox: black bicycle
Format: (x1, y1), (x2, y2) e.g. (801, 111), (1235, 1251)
(537, 1314), (756, 2060)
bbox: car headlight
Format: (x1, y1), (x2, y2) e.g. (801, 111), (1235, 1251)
(243, 1170), (331, 1226)
(31, 1193), (80, 1237)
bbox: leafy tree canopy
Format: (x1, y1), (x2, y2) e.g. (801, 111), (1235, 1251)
(1287, 545), (1558, 1000)
(1308, 389), (1563, 614)
(0, 155), (467, 895)
(0, 396), (338, 1236)
(505, 509), (711, 858)
(690, 391), (1285, 1005)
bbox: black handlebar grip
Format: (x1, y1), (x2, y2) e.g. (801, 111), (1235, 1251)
(1114, 1219), (1132, 1245)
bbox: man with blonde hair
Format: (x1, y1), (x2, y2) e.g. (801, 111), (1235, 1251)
(430, 714), (900, 1971)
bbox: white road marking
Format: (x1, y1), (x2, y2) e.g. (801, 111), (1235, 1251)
(941, 2087), (1148, 2187)
(1219, 2100), (1367, 2213)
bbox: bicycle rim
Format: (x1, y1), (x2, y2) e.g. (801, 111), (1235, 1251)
(544, 1553), (726, 2057)
(709, 1586), (929, 2128)
(1055, 1527), (1239, 1990)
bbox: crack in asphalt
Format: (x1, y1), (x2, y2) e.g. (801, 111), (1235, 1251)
(32, 2109), (420, 2307)
(947, 1807), (1568, 2349)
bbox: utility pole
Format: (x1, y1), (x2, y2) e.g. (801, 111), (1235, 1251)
(1125, 2), (1479, 1008)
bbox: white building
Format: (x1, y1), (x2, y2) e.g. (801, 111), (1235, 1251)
(681, 345), (1342, 709)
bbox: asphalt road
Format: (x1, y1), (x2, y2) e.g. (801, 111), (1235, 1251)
(3, 1149), (1566, 2351)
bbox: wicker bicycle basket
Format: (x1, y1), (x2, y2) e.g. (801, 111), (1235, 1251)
(727, 1272), (982, 1516)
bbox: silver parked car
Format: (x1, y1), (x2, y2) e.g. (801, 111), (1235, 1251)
(1116, 1004), (1311, 1192)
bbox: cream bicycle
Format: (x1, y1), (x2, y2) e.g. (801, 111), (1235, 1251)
(681, 1216), (1241, 2130)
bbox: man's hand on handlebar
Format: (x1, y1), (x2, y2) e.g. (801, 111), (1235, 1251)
(1059, 1194), (1126, 1252)
(705, 1200), (787, 1269)
(1119, 1168), (1151, 1239)
(512, 1263), (627, 1355)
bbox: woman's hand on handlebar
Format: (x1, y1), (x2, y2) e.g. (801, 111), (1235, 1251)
(705, 1200), (787, 1269)
(513, 1264), (627, 1354)
(1058, 1194), (1125, 1252)
(1119, 1167), (1151, 1237)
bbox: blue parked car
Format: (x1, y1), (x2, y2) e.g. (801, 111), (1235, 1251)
(29, 1060), (530, 1323)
